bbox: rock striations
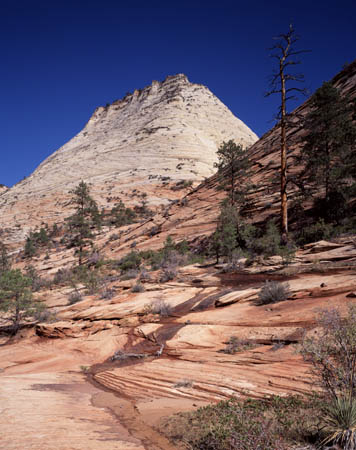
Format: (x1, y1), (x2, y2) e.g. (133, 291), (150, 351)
(0, 74), (257, 246)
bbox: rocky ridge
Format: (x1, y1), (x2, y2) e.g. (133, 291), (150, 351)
(0, 74), (257, 246)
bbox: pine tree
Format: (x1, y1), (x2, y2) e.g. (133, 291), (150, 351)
(300, 82), (356, 222)
(66, 181), (101, 265)
(0, 269), (44, 334)
(24, 236), (36, 258)
(214, 140), (252, 210)
(0, 241), (11, 274)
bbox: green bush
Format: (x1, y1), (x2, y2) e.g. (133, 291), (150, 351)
(118, 251), (142, 273)
(160, 395), (320, 449)
(106, 201), (137, 227)
(295, 219), (334, 246)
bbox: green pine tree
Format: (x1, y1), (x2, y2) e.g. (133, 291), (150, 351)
(300, 82), (356, 222)
(214, 140), (252, 210)
(0, 269), (44, 334)
(66, 181), (101, 265)
(0, 242), (11, 274)
(24, 236), (36, 258)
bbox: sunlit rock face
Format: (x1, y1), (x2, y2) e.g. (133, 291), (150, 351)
(0, 74), (257, 245)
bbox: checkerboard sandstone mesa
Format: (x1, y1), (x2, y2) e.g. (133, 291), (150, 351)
(0, 74), (257, 247)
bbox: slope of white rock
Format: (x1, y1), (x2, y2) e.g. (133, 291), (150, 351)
(0, 74), (257, 243)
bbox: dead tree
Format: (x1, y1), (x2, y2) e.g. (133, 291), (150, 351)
(265, 24), (308, 240)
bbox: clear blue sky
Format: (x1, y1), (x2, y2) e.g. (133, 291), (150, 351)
(1, 0), (355, 187)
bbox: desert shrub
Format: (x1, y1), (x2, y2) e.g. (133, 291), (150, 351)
(301, 306), (356, 448)
(221, 250), (245, 273)
(221, 336), (256, 354)
(301, 305), (356, 400)
(159, 265), (177, 282)
(139, 269), (151, 282)
(160, 395), (319, 449)
(87, 251), (102, 267)
(118, 251), (142, 273)
(108, 233), (120, 242)
(106, 200), (137, 227)
(34, 309), (57, 323)
(271, 340), (285, 351)
(174, 379), (193, 388)
(68, 290), (83, 305)
(25, 265), (51, 291)
(53, 267), (74, 285)
(257, 281), (291, 305)
(252, 224), (296, 264)
(210, 210), (296, 264)
(120, 268), (139, 280)
(138, 238), (201, 271)
(149, 225), (160, 236)
(100, 288), (115, 300)
(82, 270), (102, 294)
(144, 299), (172, 317)
(131, 282), (145, 293)
(295, 218), (334, 246)
(24, 227), (51, 258)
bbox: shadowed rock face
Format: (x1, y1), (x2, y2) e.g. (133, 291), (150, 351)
(0, 74), (257, 245)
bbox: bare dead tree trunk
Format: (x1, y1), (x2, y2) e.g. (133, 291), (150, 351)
(265, 24), (308, 241)
(280, 58), (288, 237)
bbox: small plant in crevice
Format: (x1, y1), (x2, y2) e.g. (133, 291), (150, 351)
(120, 268), (139, 280)
(100, 287), (115, 300)
(159, 265), (177, 283)
(174, 379), (193, 388)
(143, 299), (172, 317)
(68, 290), (83, 305)
(220, 336), (257, 354)
(131, 282), (145, 293)
(139, 269), (151, 282)
(257, 281), (291, 305)
(271, 340), (285, 351)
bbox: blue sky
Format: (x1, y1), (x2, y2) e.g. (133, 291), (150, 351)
(1, 0), (355, 187)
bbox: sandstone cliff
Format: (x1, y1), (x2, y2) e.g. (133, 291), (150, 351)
(0, 74), (257, 246)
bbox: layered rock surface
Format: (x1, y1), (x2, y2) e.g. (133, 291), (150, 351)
(0, 74), (257, 245)
(1, 239), (356, 449)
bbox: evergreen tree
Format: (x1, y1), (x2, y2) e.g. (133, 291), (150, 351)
(0, 241), (11, 274)
(24, 236), (36, 258)
(66, 181), (100, 265)
(300, 82), (356, 222)
(0, 269), (44, 334)
(211, 202), (239, 261)
(214, 140), (252, 209)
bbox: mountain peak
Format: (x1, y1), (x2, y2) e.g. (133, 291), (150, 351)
(0, 75), (258, 244)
